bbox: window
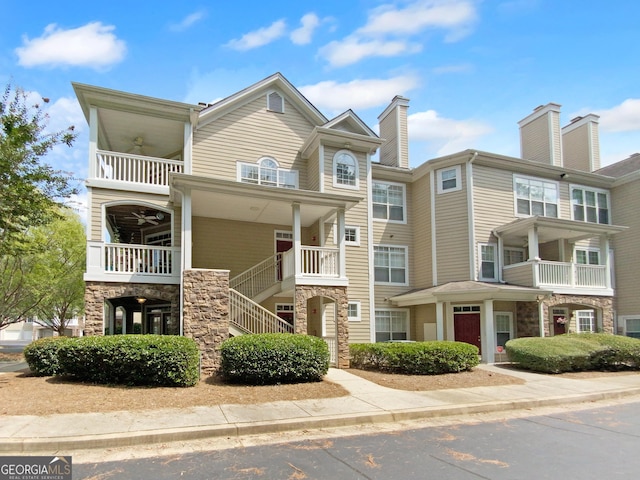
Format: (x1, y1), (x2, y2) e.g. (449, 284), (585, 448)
(375, 310), (408, 342)
(571, 186), (609, 224)
(453, 305), (481, 313)
(238, 157), (298, 188)
(267, 91), (284, 113)
(514, 176), (558, 217)
(347, 302), (361, 322)
(333, 151), (358, 188)
(495, 312), (513, 350)
(576, 310), (595, 333)
(479, 244), (497, 281)
(624, 318), (640, 339)
(437, 165), (462, 193)
(504, 247), (525, 266)
(374, 245), (408, 284)
(332, 225), (360, 246)
(575, 248), (600, 265)
(372, 182), (406, 222)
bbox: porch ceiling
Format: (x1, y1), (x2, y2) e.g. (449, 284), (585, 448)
(170, 174), (362, 227)
(494, 216), (627, 244)
(390, 281), (551, 306)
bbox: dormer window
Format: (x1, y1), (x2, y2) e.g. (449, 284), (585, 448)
(238, 156), (298, 188)
(333, 150), (359, 189)
(267, 91), (284, 113)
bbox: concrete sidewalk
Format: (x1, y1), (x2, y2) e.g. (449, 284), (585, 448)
(1, 365), (640, 454)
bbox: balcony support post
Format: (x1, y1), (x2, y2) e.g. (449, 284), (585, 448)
(601, 234), (611, 289)
(292, 202), (302, 277)
(337, 207), (346, 279)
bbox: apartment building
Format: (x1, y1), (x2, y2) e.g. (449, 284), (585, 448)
(76, 73), (638, 371)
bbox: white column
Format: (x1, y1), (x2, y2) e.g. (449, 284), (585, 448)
(601, 234), (611, 289)
(527, 226), (539, 260)
(88, 106), (98, 178)
(337, 207), (346, 278)
(538, 297), (546, 337)
(181, 188), (192, 270)
(183, 119), (193, 174)
(435, 301), (444, 340)
(292, 202), (302, 277)
(482, 299), (495, 364)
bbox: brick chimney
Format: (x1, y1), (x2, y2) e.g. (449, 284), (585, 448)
(378, 96), (409, 169)
(561, 114), (600, 172)
(518, 103), (563, 167)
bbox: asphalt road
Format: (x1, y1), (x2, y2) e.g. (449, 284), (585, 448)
(75, 399), (640, 479)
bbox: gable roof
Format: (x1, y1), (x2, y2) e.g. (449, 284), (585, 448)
(196, 72), (327, 128)
(596, 153), (640, 178)
(324, 110), (379, 138)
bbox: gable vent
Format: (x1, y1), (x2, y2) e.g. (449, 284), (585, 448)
(267, 91), (284, 113)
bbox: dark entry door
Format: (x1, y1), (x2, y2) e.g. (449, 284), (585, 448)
(454, 313), (481, 353)
(275, 235), (293, 281)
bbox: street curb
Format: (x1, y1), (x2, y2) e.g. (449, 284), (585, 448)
(2, 387), (640, 454)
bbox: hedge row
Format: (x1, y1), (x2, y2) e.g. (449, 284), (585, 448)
(221, 333), (329, 385)
(24, 335), (200, 387)
(350, 341), (479, 374)
(505, 333), (640, 374)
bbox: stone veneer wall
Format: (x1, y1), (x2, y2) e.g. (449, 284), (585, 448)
(182, 269), (230, 375)
(295, 285), (349, 368)
(84, 282), (180, 336)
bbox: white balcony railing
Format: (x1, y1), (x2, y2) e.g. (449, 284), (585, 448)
(96, 150), (183, 186)
(230, 254), (281, 299)
(503, 260), (608, 289)
(104, 244), (175, 275)
(282, 246), (341, 280)
(229, 289), (294, 334)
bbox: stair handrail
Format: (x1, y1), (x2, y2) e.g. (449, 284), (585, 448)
(229, 288), (294, 334)
(230, 253), (281, 299)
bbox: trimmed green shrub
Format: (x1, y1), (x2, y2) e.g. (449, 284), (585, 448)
(24, 336), (75, 376)
(221, 333), (329, 385)
(57, 335), (200, 387)
(505, 333), (640, 373)
(349, 341), (479, 374)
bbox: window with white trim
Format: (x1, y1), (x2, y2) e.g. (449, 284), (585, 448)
(347, 301), (361, 322)
(375, 310), (408, 342)
(238, 157), (298, 188)
(624, 317), (640, 339)
(372, 181), (406, 222)
(437, 165), (462, 193)
(576, 310), (595, 333)
(333, 151), (358, 188)
(575, 248), (600, 265)
(514, 175), (558, 217)
(571, 186), (609, 224)
(504, 247), (525, 266)
(495, 312), (514, 349)
(479, 243), (497, 281)
(267, 91), (284, 113)
(374, 245), (408, 284)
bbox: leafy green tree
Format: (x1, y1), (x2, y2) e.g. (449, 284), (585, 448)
(0, 83), (78, 255)
(0, 254), (43, 330)
(31, 209), (86, 335)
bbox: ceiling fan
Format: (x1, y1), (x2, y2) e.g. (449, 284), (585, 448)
(127, 136), (149, 156)
(125, 211), (160, 225)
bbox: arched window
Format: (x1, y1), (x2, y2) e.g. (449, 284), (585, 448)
(333, 151), (358, 189)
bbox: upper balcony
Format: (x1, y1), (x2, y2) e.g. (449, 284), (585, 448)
(503, 260), (610, 295)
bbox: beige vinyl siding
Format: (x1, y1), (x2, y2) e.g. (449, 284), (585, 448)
(89, 188), (178, 242)
(192, 94), (313, 188)
(472, 165), (514, 243)
(611, 179), (640, 315)
(192, 217), (292, 276)
(503, 263), (534, 287)
(411, 304), (436, 341)
(306, 148), (320, 191)
(562, 126), (590, 171)
(411, 173), (432, 287)
(435, 166), (469, 283)
(521, 114), (552, 164)
(378, 114), (398, 168)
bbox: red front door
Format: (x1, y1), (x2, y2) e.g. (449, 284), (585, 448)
(276, 237), (293, 281)
(454, 313), (481, 353)
(553, 313), (567, 335)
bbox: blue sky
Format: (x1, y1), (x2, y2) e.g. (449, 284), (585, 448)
(3, 0), (640, 213)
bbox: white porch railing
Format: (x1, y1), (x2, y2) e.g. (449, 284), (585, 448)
(96, 150), (183, 186)
(323, 336), (337, 366)
(230, 254), (281, 299)
(503, 260), (608, 289)
(229, 289), (294, 334)
(282, 246), (340, 279)
(104, 244), (175, 274)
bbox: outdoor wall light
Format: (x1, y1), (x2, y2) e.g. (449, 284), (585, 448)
(136, 297), (147, 305)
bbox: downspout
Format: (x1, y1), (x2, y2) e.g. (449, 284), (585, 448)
(467, 151), (478, 280)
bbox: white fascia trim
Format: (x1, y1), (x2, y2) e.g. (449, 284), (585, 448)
(367, 152), (376, 342)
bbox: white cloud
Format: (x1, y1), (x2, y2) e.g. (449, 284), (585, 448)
(596, 99), (640, 132)
(46, 96), (85, 134)
(319, 0), (478, 67)
(170, 10), (206, 32)
(432, 63), (474, 74)
(319, 38), (422, 68)
(408, 109), (493, 156)
(225, 20), (287, 51)
(299, 75), (419, 113)
(15, 22), (126, 69)
(290, 13), (320, 45)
